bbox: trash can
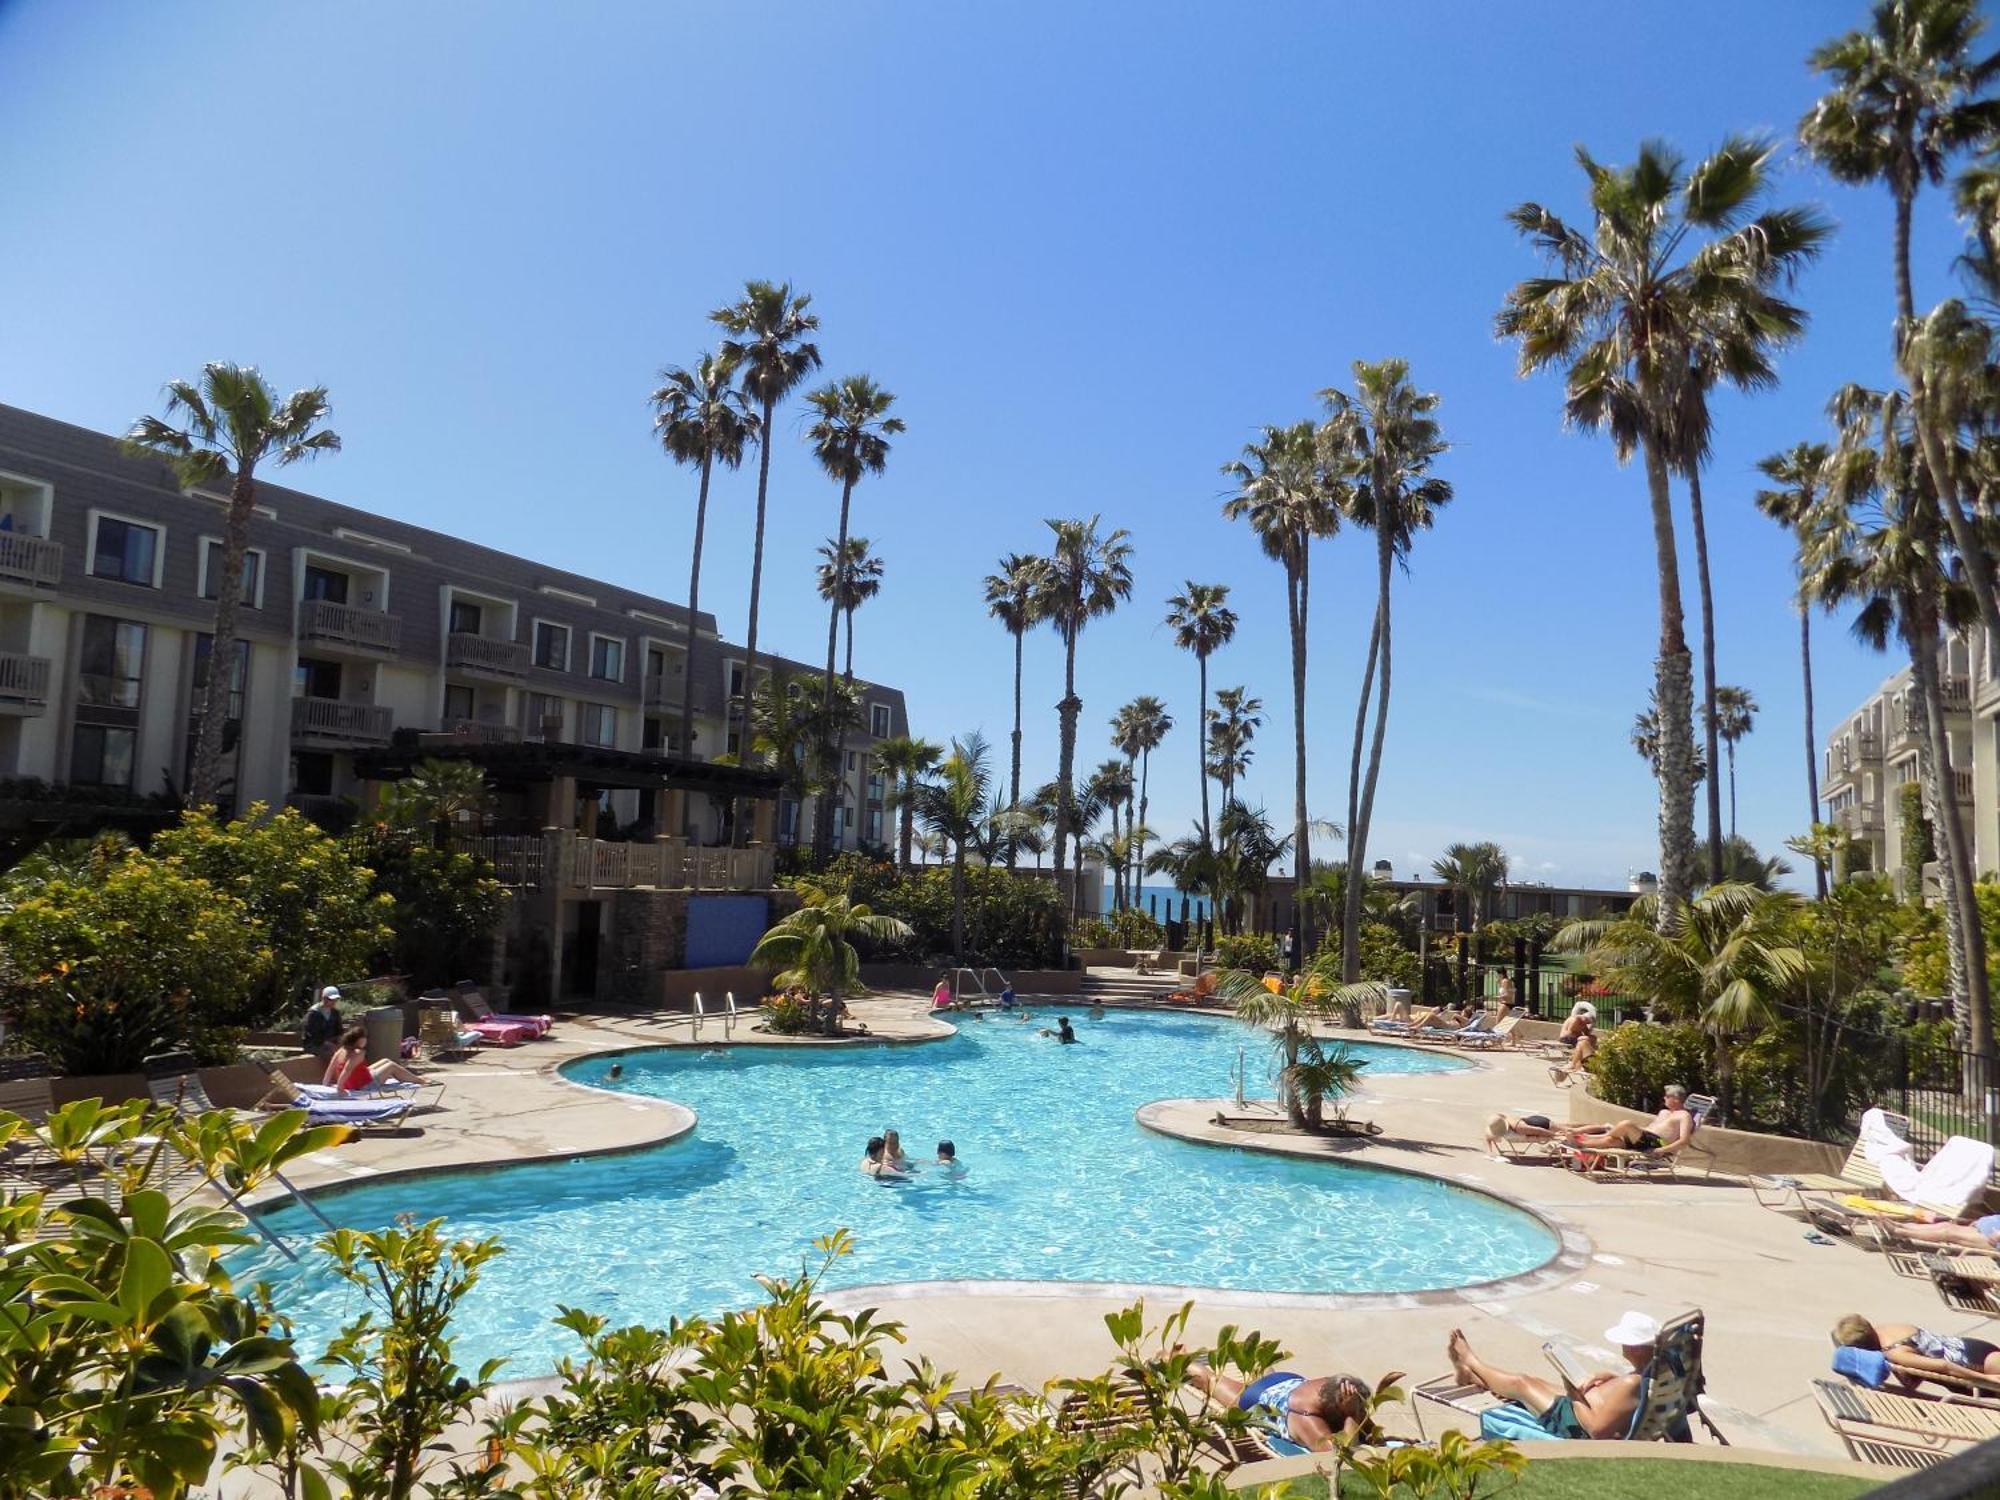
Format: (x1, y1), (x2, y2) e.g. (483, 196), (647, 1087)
(364, 1005), (403, 1063)
(1386, 987), (1413, 1022)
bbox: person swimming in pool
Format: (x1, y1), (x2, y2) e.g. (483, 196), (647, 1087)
(1189, 1367), (1391, 1452)
(936, 1139), (967, 1176)
(881, 1129), (909, 1169)
(1039, 1016), (1078, 1043)
(861, 1136), (906, 1178)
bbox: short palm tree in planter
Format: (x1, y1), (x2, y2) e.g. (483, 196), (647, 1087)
(750, 896), (912, 1034)
(1219, 954), (1383, 1130)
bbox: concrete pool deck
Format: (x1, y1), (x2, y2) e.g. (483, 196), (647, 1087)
(241, 992), (1959, 1464)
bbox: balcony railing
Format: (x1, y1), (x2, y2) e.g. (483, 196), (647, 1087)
(1855, 728), (1880, 759)
(1956, 768), (1976, 801)
(290, 695), (393, 744)
(446, 632), (530, 678)
(297, 597), (400, 654)
(433, 718), (523, 745)
(643, 671), (717, 715)
(0, 651), (51, 713)
(0, 531), (62, 587)
(1837, 804), (1883, 836)
(454, 833), (775, 893)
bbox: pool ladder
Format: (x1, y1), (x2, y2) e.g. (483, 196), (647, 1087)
(690, 990), (738, 1039)
(948, 967), (1014, 1004)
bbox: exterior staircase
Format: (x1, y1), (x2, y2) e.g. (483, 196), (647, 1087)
(1079, 967), (1187, 1006)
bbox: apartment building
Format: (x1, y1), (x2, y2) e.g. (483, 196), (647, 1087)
(0, 403), (909, 854)
(1821, 633), (1976, 893)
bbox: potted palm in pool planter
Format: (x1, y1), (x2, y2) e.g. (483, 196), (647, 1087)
(1218, 956), (1384, 1133)
(748, 895), (912, 1036)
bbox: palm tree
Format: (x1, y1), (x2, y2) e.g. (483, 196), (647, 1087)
(1756, 442), (1836, 898)
(1206, 686), (1262, 812)
(1112, 695), (1172, 912)
(1720, 835), (1792, 890)
(750, 668), (858, 844)
(378, 758), (493, 847)
(1556, 883), (1805, 1121)
(1804, 383), (1992, 1061)
(1031, 517), (1134, 917)
(1223, 421), (1340, 961)
(711, 281), (823, 804)
(1711, 686), (1758, 840)
(650, 352), (758, 769)
(805, 376), (903, 860)
(124, 364), (339, 808)
(1631, 691), (1708, 785)
(1321, 359), (1453, 982)
(1430, 841), (1509, 944)
(815, 536), (885, 684)
(1216, 951), (1381, 1128)
(750, 895), (913, 999)
(1497, 137), (1829, 923)
(874, 735), (942, 869)
(984, 553), (1048, 861)
(1902, 301), (2000, 652)
(914, 735), (994, 963)
(1164, 582), (1237, 851)
(1088, 757), (1135, 908)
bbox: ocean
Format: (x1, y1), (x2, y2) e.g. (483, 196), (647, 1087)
(1107, 881), (1213, 923)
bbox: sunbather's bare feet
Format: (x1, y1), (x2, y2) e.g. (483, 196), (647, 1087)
(1446, 1330), (1477, 1386)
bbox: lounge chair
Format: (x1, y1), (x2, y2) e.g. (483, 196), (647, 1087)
(1416, 1309), (1723, 1443)
(1749, 1110), (1911, 1216)
(1369, 1005), (1437, 1036)
(1451, 1015), (1522, 1051)
(0, 1052), (55, 1126)
(1831, 1339), (2000, 1403)
(144, 1051), (413, 1133)
(1556, 1094), (1717, 1181)
(419, 1005), (483, 1061)
(266, 1066), (444, 1115)
(1166, 972), (1219, 1006)
(256, 1072), (422, 1128)
(1811, 1379), (2000, 1469)
(454, 982), (554, 1039)
(1411, 1009), (1511, 1047)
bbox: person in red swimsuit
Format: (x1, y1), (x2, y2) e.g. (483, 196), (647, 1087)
(322, 1026), (425, 1092)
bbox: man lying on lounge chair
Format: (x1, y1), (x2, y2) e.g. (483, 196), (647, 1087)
(1445, 1313), (1657, 1440)
(1566, 1086), (1692, 1157)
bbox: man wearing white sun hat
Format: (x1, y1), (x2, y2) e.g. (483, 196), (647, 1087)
(1446, 1310), (1659, 1441)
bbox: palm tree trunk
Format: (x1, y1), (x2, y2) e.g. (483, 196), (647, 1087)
(1054, 621), (1080, 924)
(680, 447), (714, 812)
(1893, 178), (1916, 327)
(1290, 550), (1310, 965)
(1727, 744), (1738, 841)
(189, 463), (258, 810)
(734, 395), (778, 847)
(1341, 597), (1383, 984)
(1910, 595), (1994, 1063)
(899, 776), (915, 870)
(1197, 653), (1212, 850)
(1687, 469), (1724, 885)
(1641, 434), (1698, 921)
(1802, 605), (1827, 899)
(843, 606), (856, 685)
(1912, 412), (2000, 656)
(1137, 745), (1152, 914)
(1125, 750), (1140, 910)
(1350, 530), (1398, 987)
(952, 842), (967, 963)
(1007, 630), (1024, 870)
(818, 475), (859, 863)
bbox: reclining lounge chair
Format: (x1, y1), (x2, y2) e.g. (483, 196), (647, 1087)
(454, 982), (555, 1042)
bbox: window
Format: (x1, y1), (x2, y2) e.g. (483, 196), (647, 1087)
(867, 807), (883, 844)
(444, 684), (476, 721)
(448, 598), (483, 635)
(846, 751), (857, 772)
(301, 565), (349, 604)
(527, 692), (565, 741)
(867, 773), (885, 802)
(726, 728), (741, 755)
(590, 635), (624, 682)
(534, 620), (570, 670)
(729, 664), (745, 697)
(192, 635), (248, 720)
(870, 703), (891, 738)
(581, 703), (618, 747)
(71, 725), (135, 788)
(294, 656), (342, 700)
(832, 803), (848, 842)
(89, 515), (160, 586)
(77, 616), (147, 708)
(292, 751), (334, 797)
(779, 798), (798, 840)
(200, 541), (261, 605)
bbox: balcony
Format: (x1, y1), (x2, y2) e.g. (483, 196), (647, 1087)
(290, 695), (393, 746)
(447, 632), (529, 679)
(1957, 768), (1976, 802)
(285, 792), (354, 827)
(456, 833), (776, 892)
(0, 531), (62, 588)
(1855, 728), (1880, 760)
(429, 717), (523, 746)
(1837, 804), (1883, 837)
(1943, 676), (1972, 712)
(297, 598), (400, 657)
(643, 671), (716, 716)
(0, 651), (50, 715)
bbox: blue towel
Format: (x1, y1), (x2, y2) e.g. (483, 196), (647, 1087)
(1833, 1346), (1891, 1388)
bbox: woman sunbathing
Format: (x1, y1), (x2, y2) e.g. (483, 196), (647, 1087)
(1189, 1366), (1393, 1451)
(1883, 1213), (2000, 1253)
(1836, 1315), (2000, 1384)
(1484, 1113), (1563, 1157)
(323, 1026), (424, 1092)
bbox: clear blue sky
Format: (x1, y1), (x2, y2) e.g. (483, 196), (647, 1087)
(0, 1), (1974, 888)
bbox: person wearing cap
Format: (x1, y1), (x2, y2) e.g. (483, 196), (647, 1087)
(1566, 1085), (1691, 1155)
(1445, 1311), (1660, 1440)
(303, 986), (345, 1056)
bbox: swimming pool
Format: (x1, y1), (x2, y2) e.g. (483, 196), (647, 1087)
(240, 1010), (1557, 1374)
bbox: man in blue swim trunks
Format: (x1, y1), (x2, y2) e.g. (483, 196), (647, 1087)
(1447, 1312), (1658, 1440)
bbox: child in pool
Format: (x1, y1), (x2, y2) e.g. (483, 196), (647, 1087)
(882, 1129), (909, 1169)
(936, 1139), (967, 1177)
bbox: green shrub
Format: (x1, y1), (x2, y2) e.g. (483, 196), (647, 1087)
(1358, 921), (1420, 990)
(1215, 934), (1282, 973)
(346, 825), (507, 989)
(1107, 908), (1164, 946)
(763, 994), (815, 1035)
(1072, 917), (1115, 949)
(1587, 1021), (1712, 1111)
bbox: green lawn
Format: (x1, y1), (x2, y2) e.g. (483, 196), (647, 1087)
(1246, 1457), (1876, 1500)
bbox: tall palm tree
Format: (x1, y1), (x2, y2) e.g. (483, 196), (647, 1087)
(1430, 841), (1509, 944)
(815, 536), (885, 684)
(1630, 694), (1707, 785)
(1804, 383), (1992, 1061)
(1712, 686), (1758, 840)
(711, 281), (822, 802)
(1497, 136), (1829, 924)
(1112, 695), (1173, 912)
(1206, 686), (1262, 811)
(1902, 301), (2000, 651)
(1088, 757), (1135, 909)
(984, 552), (1048, 860)
(1321, 359), (1453, 982)
(1164, 582), (1237, 851)
(914, 734), (994, 963)
(378, 757), (493, 848)
(125, 364), (339, 809)
(1755, 442), (1836, 898)
(805, 376), (903, 860)
(874, 735), (942, 869)
(650, 352), (758, 768)
(1031, 517), (1134, 917)
(1223, 421), (1340, 960)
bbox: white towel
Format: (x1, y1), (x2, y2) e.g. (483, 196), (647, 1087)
(1858, 1107), (1921, 1199)
(1911, 1136), (1998, 1217)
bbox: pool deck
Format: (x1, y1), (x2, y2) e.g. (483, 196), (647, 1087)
(243, 992), (1957, 1465)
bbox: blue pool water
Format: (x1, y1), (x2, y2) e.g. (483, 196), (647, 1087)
(239, 1010), (1555, 1375)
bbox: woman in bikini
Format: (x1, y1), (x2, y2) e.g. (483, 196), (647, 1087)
(1188, 1367), (1394, 1451)
(1836, 1315), (2000, 1384)
(322, 1026), (424, 1092)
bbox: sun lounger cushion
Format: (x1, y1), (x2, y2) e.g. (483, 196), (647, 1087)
(466, 1018), (539, 1046)
(295, 1079), (420, 1100)
(300, 1096), (411, 1125)
(1841, 1195), (1927, 1219)
(1834, 1347), (1892, 1389)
